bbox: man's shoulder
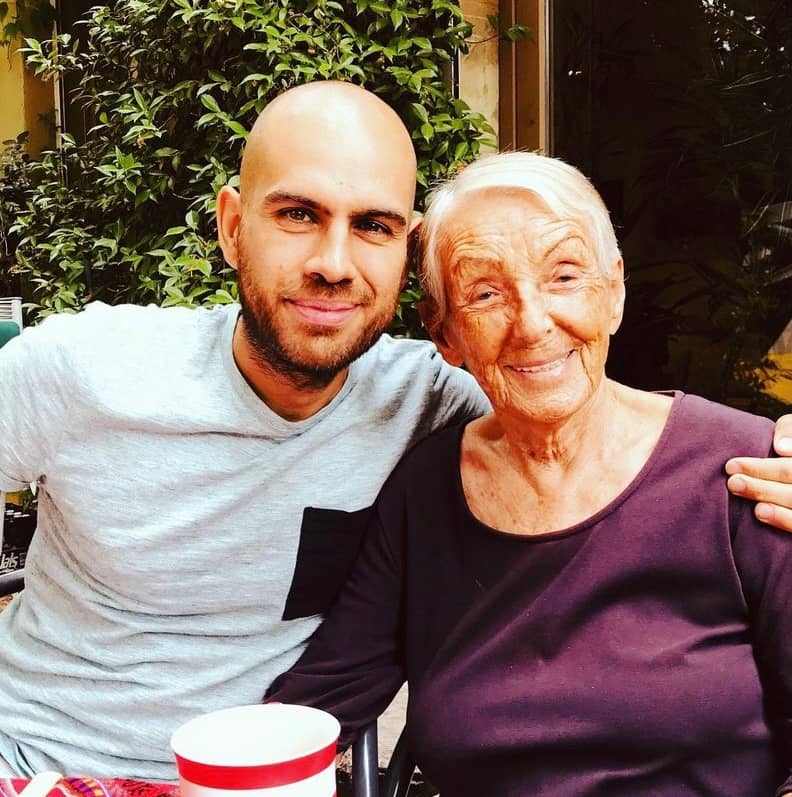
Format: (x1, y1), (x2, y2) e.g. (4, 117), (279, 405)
(352, 335), (444, 391)
(27, 301), (235, 360)
(3, 303), (238, 407)
(356, 335), (463, 388)
(39, 300), (233, 335)
(351, 334), (489, 433)
(363, 334), (440, 363)
(357, 334), (463, 387)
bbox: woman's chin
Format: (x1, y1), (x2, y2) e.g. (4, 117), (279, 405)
(491, 355), (607, 427)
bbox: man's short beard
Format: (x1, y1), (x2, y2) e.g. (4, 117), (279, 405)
(237, 268), (396, 391)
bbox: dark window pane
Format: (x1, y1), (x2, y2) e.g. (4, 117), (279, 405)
(551, 0), (792, 409)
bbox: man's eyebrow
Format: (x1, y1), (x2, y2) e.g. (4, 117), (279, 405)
(263, 191), (324, 210)
(351, 209), (408, 230)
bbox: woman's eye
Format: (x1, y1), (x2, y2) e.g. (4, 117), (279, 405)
(472, 288), (498, 303)
(553, 268), (579, 284)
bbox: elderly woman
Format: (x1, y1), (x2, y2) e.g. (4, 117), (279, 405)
(268, 152), (792, 796)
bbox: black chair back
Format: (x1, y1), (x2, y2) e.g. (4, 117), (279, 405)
(352, 721), (415, 797)
(0, 569), (25, 597)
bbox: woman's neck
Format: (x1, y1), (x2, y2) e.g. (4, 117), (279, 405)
(491, 379), (625, 472)
(461, 382), (673, 535)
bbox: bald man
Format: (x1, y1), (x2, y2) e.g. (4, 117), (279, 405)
(0, 81), (790, 781)
(0, 81), (487, 781)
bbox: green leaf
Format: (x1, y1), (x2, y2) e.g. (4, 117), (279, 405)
(200, 94), (221, 113)
(222, 119), (249, 138)
(410, 102), (429, 123)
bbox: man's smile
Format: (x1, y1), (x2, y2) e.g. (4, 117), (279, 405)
(288, 298), (360, 327)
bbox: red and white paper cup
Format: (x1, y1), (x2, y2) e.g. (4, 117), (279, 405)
(171, 704), (340, 797)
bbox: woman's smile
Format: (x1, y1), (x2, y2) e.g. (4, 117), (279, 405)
(506, 350), (575, 377)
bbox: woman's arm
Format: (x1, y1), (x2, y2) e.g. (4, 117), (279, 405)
(732, 485), (792, 795)
(727, 415), (792, 532)
(266, 509), (406, 750)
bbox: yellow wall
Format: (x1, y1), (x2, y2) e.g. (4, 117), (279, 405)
(459, 0), (500, 143)
(0, 4), (54, 156)
(460, 0), (550, 153)
(763, 355), (792, 405)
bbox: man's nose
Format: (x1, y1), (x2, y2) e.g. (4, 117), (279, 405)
(306, 224), (356, 284)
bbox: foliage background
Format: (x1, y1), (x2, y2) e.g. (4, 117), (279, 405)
(1, 0), (495, 337)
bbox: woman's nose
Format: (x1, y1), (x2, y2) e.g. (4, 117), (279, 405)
(513, 290), (553, 341)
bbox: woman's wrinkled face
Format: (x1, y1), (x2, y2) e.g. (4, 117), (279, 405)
(435, 188), (625, 426)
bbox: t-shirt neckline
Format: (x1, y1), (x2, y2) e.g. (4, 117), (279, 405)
(219, 304), (361, 438)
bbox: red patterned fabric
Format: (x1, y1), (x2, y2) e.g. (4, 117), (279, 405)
(1, 779), (178, 797)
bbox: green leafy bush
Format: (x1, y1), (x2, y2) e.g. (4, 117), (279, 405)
(6, 0), (495, 334)
(0, 133), (31, 297)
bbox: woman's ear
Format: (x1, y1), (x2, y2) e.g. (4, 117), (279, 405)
(216, 186), (242, 270)
(403, 218), (423, 291)
(608, 258), (626, 335)
(419, 296), (465, 367)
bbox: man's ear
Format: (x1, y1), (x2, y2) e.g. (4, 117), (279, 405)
(608, 258), (626, 335)
(216, 185), (242, 270)
(419, 296), (465, 367)
(409, 210), (423, 236)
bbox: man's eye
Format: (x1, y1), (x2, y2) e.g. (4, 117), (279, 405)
(282, 209), (314, 223)
(357, 220), (390, 236)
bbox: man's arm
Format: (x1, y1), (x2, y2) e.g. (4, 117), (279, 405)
(0, 316), (74, 493)
(726, 414), (792, 532)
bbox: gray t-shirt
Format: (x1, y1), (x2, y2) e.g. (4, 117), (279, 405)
(0, 302), (489, 780)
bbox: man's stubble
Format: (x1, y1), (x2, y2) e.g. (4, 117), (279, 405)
(235, 242), (402, 390)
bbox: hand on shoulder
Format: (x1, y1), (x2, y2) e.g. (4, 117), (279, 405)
(726, 414), (792, 532)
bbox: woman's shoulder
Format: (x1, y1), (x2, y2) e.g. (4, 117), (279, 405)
(667, 392), (775, 459)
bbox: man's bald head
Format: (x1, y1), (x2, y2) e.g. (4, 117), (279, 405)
(239, 81), (417, 204)
(215, 81), (422, 408)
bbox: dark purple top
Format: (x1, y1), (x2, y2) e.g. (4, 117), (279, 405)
(268, 394), (792, 796)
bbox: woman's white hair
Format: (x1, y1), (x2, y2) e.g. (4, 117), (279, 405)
(421, 151), (622, 323)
